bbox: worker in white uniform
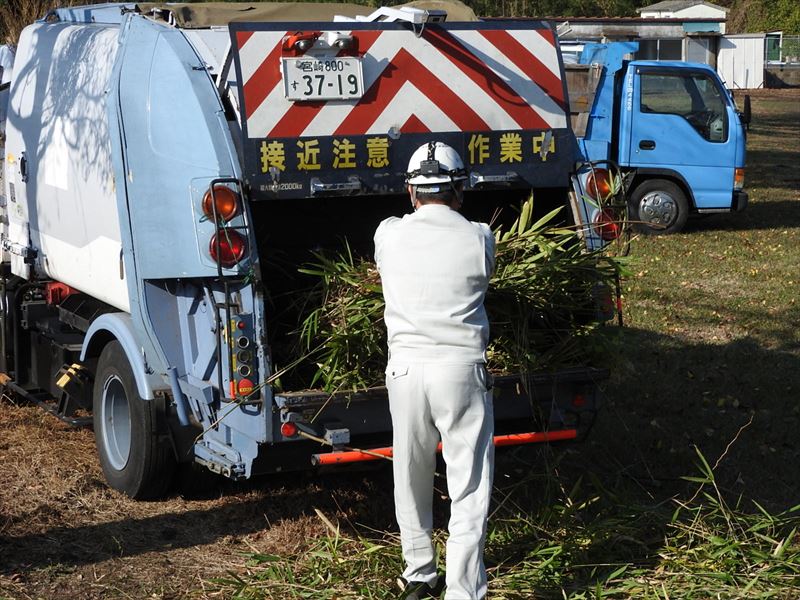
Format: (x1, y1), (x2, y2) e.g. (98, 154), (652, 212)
(374, 142), (495, 600)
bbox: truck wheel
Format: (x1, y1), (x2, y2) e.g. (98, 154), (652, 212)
(629, 179), (689, 234)
(93, 341), (176, 499)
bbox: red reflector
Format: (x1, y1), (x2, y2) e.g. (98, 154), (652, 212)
(45, 282), (79, 305)
(593, 208), (621, 241)
(281, 422), (298, 437)
(210, 229), (247, 268)
(237, 321), (246, 330)
(572, 394), (587, 407)
(238, 378), (255, 395)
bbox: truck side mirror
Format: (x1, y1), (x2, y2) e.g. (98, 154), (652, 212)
(741, 95), (751, 130)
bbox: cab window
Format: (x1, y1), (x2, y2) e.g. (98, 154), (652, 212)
(640, 72), (728, 142)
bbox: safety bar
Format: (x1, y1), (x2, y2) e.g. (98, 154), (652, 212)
(310, 429), (578, 466)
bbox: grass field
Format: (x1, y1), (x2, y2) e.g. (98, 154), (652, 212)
(1, 91), (798, 600)
(206, 92), (800, 599)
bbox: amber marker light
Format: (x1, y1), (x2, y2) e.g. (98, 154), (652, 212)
(202, 185), (240, 222)
(586, 168), (613, 200)
(734, 168), (745, 191)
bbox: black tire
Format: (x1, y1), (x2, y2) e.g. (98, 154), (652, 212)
(628, 179), (689, 235)
(93, 341), (176, 499)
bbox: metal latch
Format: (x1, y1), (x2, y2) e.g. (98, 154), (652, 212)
(323, 422), (351, 448)
(310, 176), (363, 195)
(469, 171), (520, 188)
(538, 130), (554, 160)
(1, 237), (38, 264)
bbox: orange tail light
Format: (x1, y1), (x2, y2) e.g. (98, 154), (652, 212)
(203, 185), (241, 222)
(586, 168), (613, 200)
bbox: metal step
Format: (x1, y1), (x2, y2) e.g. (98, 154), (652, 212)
(4, 380), (92, 428)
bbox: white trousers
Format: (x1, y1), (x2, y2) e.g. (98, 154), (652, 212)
(386, 362), (494, 600)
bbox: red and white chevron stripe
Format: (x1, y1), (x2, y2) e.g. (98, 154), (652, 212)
(235, 26), (567, 139)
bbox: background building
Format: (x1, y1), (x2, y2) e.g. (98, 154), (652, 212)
(555, 0), (797, 88)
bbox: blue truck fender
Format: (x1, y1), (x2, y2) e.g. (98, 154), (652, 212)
(80, 313), (169, 400)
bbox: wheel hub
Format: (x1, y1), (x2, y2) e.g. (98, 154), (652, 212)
(639, 190), (677, 228)
(101, 375), (132, 471)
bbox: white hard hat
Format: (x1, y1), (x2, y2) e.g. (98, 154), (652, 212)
(406, 142), (467, 189)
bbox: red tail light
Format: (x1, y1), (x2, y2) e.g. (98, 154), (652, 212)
(280, 422), (298, 437)
(593, 208), (621, 241)
(202, 185), (240, 222)
(586, 168), (613, 200)
(210, 228), (247, 267)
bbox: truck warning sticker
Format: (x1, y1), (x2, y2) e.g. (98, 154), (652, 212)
(231, 20), (573, 199)
(259, 136), (393, 174)
(469, 131), (557, 164)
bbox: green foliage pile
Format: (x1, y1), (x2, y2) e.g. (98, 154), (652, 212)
(294, 198), (621, 392)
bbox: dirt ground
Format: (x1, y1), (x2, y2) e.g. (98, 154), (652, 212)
(1, 89), (799, 600)
(0, 397), (404, 598)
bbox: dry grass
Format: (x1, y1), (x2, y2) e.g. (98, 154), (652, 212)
(1, 1), (55, 45)
(0, 395), (395, 599)
(0, 0), (116, 45)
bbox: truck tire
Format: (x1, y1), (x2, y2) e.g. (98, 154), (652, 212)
(628, 179), (689, 235)
(93, 341), (176, 499)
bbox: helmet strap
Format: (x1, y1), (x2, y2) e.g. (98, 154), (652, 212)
(451, 182), (464, 209)
(409, 185), (418, 210)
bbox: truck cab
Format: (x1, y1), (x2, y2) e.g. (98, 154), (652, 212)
(567, 41), (748, 234)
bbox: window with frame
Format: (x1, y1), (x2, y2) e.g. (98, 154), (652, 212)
(639, 72), (728, 142)
(635, 39), (683, 61)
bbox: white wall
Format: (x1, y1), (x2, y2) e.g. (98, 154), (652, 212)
(673, 5), (727, 20)
(640, 5), (727, 33)
(718, 34), (765, 89)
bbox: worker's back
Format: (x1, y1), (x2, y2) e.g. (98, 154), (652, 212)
(375, 204), (494, 364)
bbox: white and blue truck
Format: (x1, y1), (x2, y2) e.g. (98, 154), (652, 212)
(565, 41), (749, 234)
(0, 2), (614, 498)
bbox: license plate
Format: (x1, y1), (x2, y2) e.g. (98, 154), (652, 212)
(282, 56), (364, 101)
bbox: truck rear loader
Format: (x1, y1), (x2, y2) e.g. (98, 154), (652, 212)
(0, 2), (613, 498)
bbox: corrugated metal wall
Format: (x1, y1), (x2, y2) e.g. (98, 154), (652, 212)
(718, 34), (765, 89)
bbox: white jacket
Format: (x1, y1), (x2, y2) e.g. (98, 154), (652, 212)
(374, 204), (495, 364)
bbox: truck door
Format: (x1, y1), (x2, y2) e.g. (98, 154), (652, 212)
(625, 67), (738, 209)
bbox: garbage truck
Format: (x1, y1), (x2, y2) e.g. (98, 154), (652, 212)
(0, 2), (615, 498)
(565, 41), (749, 234)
